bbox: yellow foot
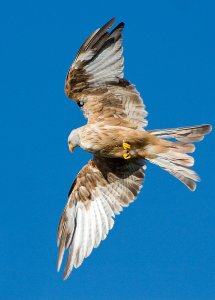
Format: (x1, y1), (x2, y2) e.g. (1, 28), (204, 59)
(123, 142), (131, 150)
(123, 152), (131, 160)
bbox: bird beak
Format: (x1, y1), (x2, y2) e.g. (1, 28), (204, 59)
(68, 142), (74, 153)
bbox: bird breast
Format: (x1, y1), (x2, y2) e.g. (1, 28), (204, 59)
(78, 124), (154, 159)
(78, 125), (126, 157)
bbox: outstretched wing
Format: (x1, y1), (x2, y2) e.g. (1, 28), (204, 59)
(65, 18), (148, 129)
(57, 157), (146, 279)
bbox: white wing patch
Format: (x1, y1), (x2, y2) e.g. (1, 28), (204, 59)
(85, 39), (124, 84)
(57, 159), (146, 279)
(59, 194), (116, 279)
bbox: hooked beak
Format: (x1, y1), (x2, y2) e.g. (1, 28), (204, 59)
(68, 141), (74, 153)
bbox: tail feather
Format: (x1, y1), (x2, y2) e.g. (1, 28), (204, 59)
(148, 156), (199, 191)
(148, 124), (212, 142)
(157, 151), (194, 167)
(166, 141), (195, 153)
(145, 124), (212, 190)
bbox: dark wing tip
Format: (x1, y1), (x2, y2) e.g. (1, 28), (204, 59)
(114, 21), (125, 30)
(94, 17), (116, 40)
(204, 124), (212, 134)
(102, 18), (125, 33)
(104, 17), (116, 28)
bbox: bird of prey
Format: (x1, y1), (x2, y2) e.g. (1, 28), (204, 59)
(57, 18), (212, 279)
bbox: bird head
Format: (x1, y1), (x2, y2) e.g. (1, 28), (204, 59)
(68, 129), (80, 153)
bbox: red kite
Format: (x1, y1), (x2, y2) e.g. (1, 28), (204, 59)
(57, 18), (212, 279)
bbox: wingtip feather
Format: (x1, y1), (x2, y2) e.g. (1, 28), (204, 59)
(57, 242), (65, 272)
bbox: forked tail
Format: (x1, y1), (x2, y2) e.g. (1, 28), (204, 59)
(146, 124), (212, 191)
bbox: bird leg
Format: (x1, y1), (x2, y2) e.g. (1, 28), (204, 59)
(123, 152), (131, 159)
(123, 142), (131, 150)
(123, 142), (131, 159)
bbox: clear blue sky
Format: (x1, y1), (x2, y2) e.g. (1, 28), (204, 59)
(1, 0), (214, 299)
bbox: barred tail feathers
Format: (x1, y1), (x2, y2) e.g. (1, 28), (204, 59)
(145, 124), (211, 191)
(148, 124), (212, 143)
(147, 151), (200, 191)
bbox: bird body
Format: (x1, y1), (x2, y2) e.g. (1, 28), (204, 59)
(57, 18), (212, 279)
(69, 124), (158, 158)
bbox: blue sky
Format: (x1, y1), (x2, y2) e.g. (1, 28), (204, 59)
(0, 0), (215, 299)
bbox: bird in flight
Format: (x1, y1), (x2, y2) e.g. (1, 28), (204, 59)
(57, 18), (212, 279)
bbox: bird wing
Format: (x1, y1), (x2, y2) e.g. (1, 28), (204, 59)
(65, 18), (148, 129)
(57, 156), (146, 279)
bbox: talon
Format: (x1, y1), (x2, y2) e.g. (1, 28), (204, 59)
(123, 152), (131, 160)
(123, 142), (131, 150)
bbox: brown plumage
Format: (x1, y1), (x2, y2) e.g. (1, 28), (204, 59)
(57, 18), (212, 279)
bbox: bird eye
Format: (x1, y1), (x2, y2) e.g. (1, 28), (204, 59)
(77, 101), (84, 107)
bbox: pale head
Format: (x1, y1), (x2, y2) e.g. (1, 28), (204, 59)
(68, 128), (80, 153)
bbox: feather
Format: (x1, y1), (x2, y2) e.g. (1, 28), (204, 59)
(64, 18), (148, 130)
(57, 158), (145, 278)
(149, 124), (212, 142)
